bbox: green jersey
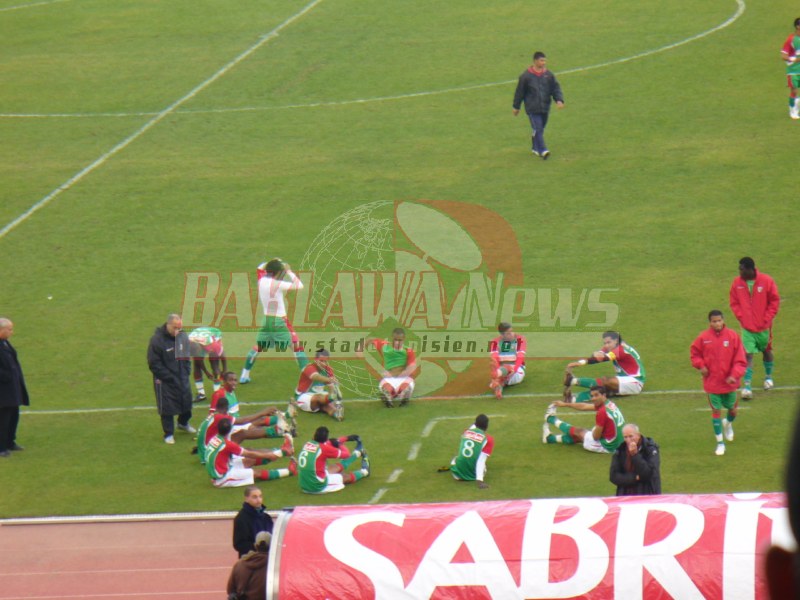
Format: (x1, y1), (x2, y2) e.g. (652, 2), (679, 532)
(196, 413), (214, 464)
(297, 439), (344, 493)
(784, 33), (800, 75)
(450, 425), (494, 482)
(597, 400), (625, 452)
(375, 339), (415, 371)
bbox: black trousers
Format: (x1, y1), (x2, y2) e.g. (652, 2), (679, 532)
(0, 406), (20, 451)
(161, 411), (192, 437)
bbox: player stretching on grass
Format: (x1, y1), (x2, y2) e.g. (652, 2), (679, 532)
(210, 371), (292, 433)
(291, 348), (344, 421)
(542, 385), (625, 453)
(366, 328), (418, 408)
(729, 257), (780, 399)
(297, 426), (369, 494)
(690, 310), (747, 456)
(442, 414), (494, 489)
(240, 259), (308, 384)
(188, 326), (227, 403)
(563, 331), (645, 402)
(205, 418), (297, 488)
(488, 322), (526, 399)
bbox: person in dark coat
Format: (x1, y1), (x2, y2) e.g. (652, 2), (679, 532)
(512, 51), (565, 159)
(0, 318), (29, 457)
(609, 423), (661, 495)
(147, 313), (194, 444)
(233, 485), (274, 557)
(227, 531), (270, 600)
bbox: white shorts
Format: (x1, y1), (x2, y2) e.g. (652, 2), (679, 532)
(616, 376), (644, 396)
(231, 423), (253, 434)
(582, 431), (611, 454)
(504, 364), (525, 386)
(212, 456), (255, 488)
(296, 391), (326, 412)
(304, 472), (345, 494)
(380, 376), (415, 396)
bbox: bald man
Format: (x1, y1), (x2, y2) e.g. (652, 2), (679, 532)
(0, 318), (29, 457)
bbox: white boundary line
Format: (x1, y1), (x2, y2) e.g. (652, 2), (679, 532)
(0, 0), (745, 120)
(18, 386), (799, 416)
(0, 0), (324, 241)
(0, 0), (68, 11)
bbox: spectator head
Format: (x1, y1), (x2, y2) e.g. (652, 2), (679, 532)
(243, 485), (263, 508)
(255, 531), (272, 552)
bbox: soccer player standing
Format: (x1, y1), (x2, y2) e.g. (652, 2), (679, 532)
(449, 414), (494, 489)
(729, 257), (780, 399)
(781, 18), (800, 119)
(690, 310), (747, 456)
(240, 259), (308, 384)
(488, 322), (526, 399)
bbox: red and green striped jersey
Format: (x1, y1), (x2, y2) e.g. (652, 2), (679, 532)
(297, 440), (349, 493)
(783, 34), (800, 74)
(204, 435), (243, 479)
(606, 342), (645, 382)
(597, 401), (625, 452)
(211, 387), (240, 418)
(450, 425), (494, 481)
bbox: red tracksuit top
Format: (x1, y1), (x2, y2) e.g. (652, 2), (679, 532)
(729, 272), (780, 332)
(690, 326), (747, 394)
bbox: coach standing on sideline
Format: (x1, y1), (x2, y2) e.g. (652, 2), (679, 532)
(512, 51), (565, 160)
(147, 313), (195, 444)
(0, 318), (29, 457)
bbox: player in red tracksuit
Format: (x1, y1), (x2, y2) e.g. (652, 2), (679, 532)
(690, 310), (747, 456)
(729, 257), (780, 399)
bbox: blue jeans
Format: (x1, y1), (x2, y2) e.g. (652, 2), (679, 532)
(527, 112), (549, 154)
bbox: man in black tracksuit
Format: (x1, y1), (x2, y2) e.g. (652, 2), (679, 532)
(512, 51), (565, 159)
(609, 423), (661, 496)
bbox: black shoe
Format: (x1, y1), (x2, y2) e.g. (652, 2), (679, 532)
(0, 450), (10, 458)
(346, 434), (361, 443)
(193, 394), (206, 404)
(10, 443), (24, 451)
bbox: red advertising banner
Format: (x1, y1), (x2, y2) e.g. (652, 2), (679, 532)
(270, 493), (791, 600)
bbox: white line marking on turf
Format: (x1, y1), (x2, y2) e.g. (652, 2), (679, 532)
(368, 488), (388, 504)
(0, 0), (68, 11)
(407, 442), (421, 461)
(0, 0), (325, 241)
(386, 469), (403, 483)
(19, 388), (798, 416)
(0, 0), (744, 119)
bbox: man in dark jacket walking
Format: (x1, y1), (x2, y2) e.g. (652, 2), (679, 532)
(233, 486), (274, 557)
(147, 313), (195, 444)
(512, 51), (565, 159)
(0, 318), (29, 457)
(609, 423), (661, 495)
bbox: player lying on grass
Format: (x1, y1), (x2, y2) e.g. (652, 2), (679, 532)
(439, 414), (494, 489)
(297, 426), (369, 494)
(187, 326), (227, 403)
(542, 385), (625, 453)
(194, 397), (295, 464)
(291, 348), (344, 421)
(365, 328), (418, 407)
(488, 322), (526, 399)
(205, 418), (297, 488)
(563, 331), (645, 402)
(240, 258), (308, 384)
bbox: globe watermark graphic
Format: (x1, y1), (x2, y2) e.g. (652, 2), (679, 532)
(179, 199), (620, 399)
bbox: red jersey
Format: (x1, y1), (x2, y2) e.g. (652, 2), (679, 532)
(690, 326), (747, 394)
(489, 334), (526, 372)
(204, 413), (235, 445)
(206, 437), (243, 478)
(296, 362), (334, 394)
(729, 272), (780, 332)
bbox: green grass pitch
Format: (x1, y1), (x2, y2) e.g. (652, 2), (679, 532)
(0, 0), (798, 518)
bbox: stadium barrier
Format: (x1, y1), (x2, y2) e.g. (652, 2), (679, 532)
(268, 493), (790, 599)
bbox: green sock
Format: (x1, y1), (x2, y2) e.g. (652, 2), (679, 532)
(546, 434), (557, 444)
(547, 415), (558, 426)
(294, 350), (309, 370)
(725, 413), (735, 424)
(267, 415), (279, 426)
(244, 349), (258, 370)
(764, 361), (774, 378)
(575, 390), (591, 402)
(264, 425), (280, 437)
(576, 377), (596, 389)
(791, 97), (797, 108)
(557, 421), (572, 436)
(341, 453), (359, 469)
(559, 434), (575, 445)
(712, 417), (722, 436)
(744, 366), (753, 388)
(353, 471), (365, 482)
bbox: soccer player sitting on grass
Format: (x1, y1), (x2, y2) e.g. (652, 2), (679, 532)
(187, 326), (227, 403)
(194, 397), (294, 464)
(488, 322), (526, 399)
(297, 426), (369, 494)
(563, 331), (645, 402)
(291, 348), (344, 421)
(542, 385), (625, 453)
(210, 371), (293, 435)
(441, 414), (494, 489)
(240, 258), (308, 384)
(205, 418), (297, 488)
(365, 328), (418, 408)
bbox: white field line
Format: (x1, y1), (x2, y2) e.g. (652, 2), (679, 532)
(407, 442), (421, 461)
(0, 0), (68, 11)
(0, 0), (325, 241)
(19, 386), (798, 416)
(368, 488), (388, 504)
(386, 468), (403, 483)
(0, 0), (745, 120)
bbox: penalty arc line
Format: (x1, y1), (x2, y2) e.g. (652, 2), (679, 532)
(0, 0), (68, 11)
(0, 0), (325, 241)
